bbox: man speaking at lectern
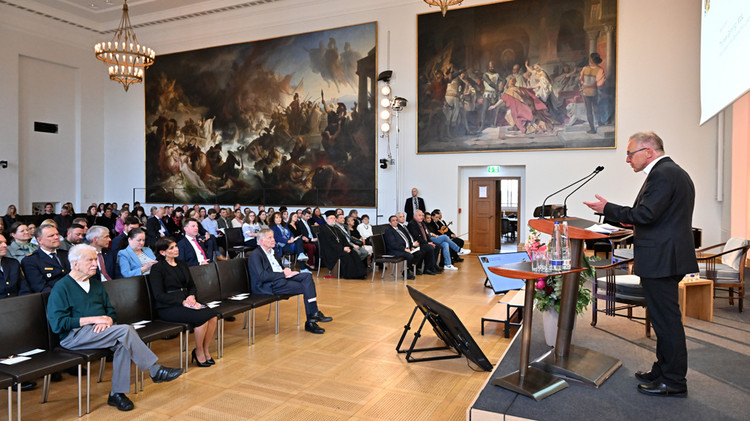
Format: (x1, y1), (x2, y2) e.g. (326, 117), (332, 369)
(584, 131), (697, 397)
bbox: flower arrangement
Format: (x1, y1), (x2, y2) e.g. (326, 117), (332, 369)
(525, 227), (594, 314)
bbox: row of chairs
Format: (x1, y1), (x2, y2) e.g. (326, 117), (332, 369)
(0, 257), (301, 419)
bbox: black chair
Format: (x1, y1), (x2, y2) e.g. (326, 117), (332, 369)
(225, 227), (253, 258)
(42, 293), (110, 415)
(0, 293), (83, 419)
(217, 258), (282, 345)
(591, 258), (651, 337)
(371, 224), (390, 236)
(370, 234), (406, 282)
(0, 373), (13, 421)
(103, 276), (187, 390)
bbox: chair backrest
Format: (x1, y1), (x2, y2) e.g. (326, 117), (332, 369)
(189, 262), (222, 302)
(372, 224), (390, 236)
(0, 293), (50, 356)
(225, 227), (245, 248)
(103, 276), (153, 324)
(217, 257), (250, 298)
(310, 225), (320, 236)
(722, 238), (750, 270)
(371, 234), (386, 259)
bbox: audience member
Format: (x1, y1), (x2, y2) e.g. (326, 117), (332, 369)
(257, 210), (269, 228)
(311, 207), (326, 226)
(114, 210), (130, 235)
(48, 244), (183, 411)
(21, 224), (70, 293)
(334, 214), (370, 261)
(72, 217), (89, 233)
(150, 237), (218, 367)
(296, 210), (318, 264)
(397, 212), (439, 275)
(54, 206), (74, 235)
(117, 228), (157, 277)
(85, 205), (98, 227)
(201, 209), (220, 237)
(95, 207), (116, 235)
(247, 229), (332, 334)
(287, 212), (316, 269)
(216, 208), (231, 230)
(177, 218), (219, 266)
(357, 214), (373, 245)
(57, 223), (86, 251)
(86, 225), (116, 282)
(241, 211), (261, 248)
(404, 187), (426, 222)
(133, 206), (148, 226)
(317, 211), (367, 279)
(146, 207), (169, 248)
(408, 210), (468, 271)
(111, 216), (141, 253)
(432, 209), (465, 262)
(3, 204), (17, 233)
(268, 212), (310, 271)
(7, 222), (38, 262)
(231, 209), (244, 228)
(0, 233), (29, 297)
(383, 215), (423, 279)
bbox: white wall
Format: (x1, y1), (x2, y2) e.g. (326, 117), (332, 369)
(0, 0), (727, 245)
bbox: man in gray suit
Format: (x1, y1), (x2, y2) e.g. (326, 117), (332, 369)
(585, 131), (697, 397)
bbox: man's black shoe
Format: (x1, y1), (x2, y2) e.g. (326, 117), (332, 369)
(434, 267), (443, 273)
(107, 393), (134, 411)
(455, 257), (464, 263)
(12, 381), (37, 392)
(51, 372), (63, 382)
(309, 311), (333, 323)
(304, 321), (325, 334)
(225, 316), (236, 322)
(637, 381), (687, 397)
(423, 269), (436, 275)
(150, 366), (183, 383)
(416, 269), (424, 275)
(407, 272), (416, 280)
(65, 366), (85, 376)
(635, 370), (659, 383)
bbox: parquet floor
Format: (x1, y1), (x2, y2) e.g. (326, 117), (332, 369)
(9, 256), (517, 420)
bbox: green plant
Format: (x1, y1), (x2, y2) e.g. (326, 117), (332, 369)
(533, 255), (596, 314)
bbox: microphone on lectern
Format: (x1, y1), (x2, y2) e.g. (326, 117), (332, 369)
(536, 166), (603, 219)
(562, 166), (605, 217)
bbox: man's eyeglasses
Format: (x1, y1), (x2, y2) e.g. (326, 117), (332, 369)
(626, 147), (647, 158)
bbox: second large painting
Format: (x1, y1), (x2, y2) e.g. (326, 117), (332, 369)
(145, 22), (377, 206)
(418, 0), (617, 153)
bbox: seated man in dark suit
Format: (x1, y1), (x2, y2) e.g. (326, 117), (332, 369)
(85, 225), (117, 281)
(146, 207), (169, 248)
(382, 215), (422, 280)
(20, 224), (70, 293)
(110, 216), (142, 253)
(53, 206), (73, 235)
(316, 211), (367, 279)
(47, 244), (182, 411)
(397, 212), (439, 275)
(57, 223), (86, 251)
(0, 233), (30, 298)
(247, 229), (332, 334)
(177, 218), (218, 266)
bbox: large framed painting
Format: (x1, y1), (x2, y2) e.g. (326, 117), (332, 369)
(145, 22), (377, 206)
(417, 0), (617, 153)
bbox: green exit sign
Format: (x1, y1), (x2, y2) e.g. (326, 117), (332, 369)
(487, 166), (500, 174)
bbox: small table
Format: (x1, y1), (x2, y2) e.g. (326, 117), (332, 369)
(678, 278), (713, 323)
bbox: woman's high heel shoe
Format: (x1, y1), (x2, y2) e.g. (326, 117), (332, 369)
(205, 356), (215, 365)
(191, 349), (211, 367)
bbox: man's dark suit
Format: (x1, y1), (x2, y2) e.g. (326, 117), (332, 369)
(383, 226), (424, 269)
(603, 156), (698, 388)
(317, 224), (366, 279)
(20, 248), (70, 293)
(402, 223), (437, 271)
(97, 248), (117, 282)
(0, 256), (29, 298)
(247, 247), (319, 316)
(146, 216), (168, 248)
(404, 196), (426, 222)
(177, 236), (216, 266)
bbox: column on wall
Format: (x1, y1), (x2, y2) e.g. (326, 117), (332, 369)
(731, 92), (750, 239)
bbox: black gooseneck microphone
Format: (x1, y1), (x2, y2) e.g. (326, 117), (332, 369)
(539, 166), (604, 219)
(562, 166), (604, 217)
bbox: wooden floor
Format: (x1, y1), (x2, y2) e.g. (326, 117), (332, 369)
(8, 256), (517, 420)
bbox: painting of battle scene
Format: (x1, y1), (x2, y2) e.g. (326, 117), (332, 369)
(145, 23), (377, 206)
(417, 0), (617, 153)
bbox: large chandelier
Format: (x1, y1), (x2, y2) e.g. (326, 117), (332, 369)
(94, 0), (155, 91)
(424, 0), (464, 17)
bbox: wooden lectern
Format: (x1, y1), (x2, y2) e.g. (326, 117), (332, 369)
(488, 217), (628, 401)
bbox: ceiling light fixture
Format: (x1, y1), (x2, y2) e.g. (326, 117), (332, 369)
(423, 0), (464, 17)
(94, 0), (155, 91)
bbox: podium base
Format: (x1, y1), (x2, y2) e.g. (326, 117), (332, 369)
(531, 344), (621, 387)
(491, 366), (568, 402)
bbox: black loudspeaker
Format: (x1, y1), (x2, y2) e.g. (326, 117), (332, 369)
(397, 285), (492, 371)
(34, 122), (58, 134)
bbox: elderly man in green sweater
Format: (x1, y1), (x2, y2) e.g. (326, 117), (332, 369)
(46, 244), (183, 411)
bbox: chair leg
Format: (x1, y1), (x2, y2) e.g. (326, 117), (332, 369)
(297, 296), (301, 326)
(86, 361), (91, 414)
(17, 381), (21, 421)
(275, 301), (280, 334)
(7, 385), (11, 421)
(78, 364), (82, 418)
(183, 331), (189, 371)
(134, 366), (138, 394)
(41, 374), (49, 403)
(98, 357), (105, 383)
(267, 305), (272, 321)
(591, 297), (598, 327)
(252, 308), (256, 345)
(247, 311), (252, 346)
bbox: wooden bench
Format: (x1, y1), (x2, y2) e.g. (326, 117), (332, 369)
(481, 288), (525, 337)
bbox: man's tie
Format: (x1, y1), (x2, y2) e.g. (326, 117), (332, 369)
(50, 252), (62, 267)
(418, 222), (429, 241)
(192, 237), (208, 261)
(98, 252), (112, 281)
(394, 227), (409, 248)
(413, 197), (418, 213)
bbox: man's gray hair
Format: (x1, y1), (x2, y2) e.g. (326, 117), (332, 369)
(85, 225), (109, 243)
(68, 244), (96, 264)
(257, 228), (272, 240)
(630, 131), (664, 153)
(396, 211), (405, 218)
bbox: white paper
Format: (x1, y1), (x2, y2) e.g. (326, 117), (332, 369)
(134, 320), (151, 325)
(207, 303), (220, 308)
(478, 186), (488, 198)
(585, 223), (621, 234)
(0, 356), (31, 365)
(18, 348), (45, 357)
(229, 296), (247, 301)
(132, 324), (144, 330)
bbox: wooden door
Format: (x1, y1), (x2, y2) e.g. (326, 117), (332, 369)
(469, 178), (497, 253)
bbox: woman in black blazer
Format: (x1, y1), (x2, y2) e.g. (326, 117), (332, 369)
(150, 237), (218, 367)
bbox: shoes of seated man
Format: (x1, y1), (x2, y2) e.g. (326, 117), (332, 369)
(454, 257), (464, 263)
(108, 393), (134, 411)
(150, 366), (183, 384)
(11, 381), (36, 392)
(304, 321), (325, 334)
(444, 264), (458, 271)
(297, 253), (309, 261)
(300, 268), (311, 274)
(458, 248), (471, 255)
(51, 372), (63, 382)
(65, 366), (86, 376)
(422, 269), (436, 275)
(309, 311), (333, 323)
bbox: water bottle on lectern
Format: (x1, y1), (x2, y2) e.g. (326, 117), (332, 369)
(561, 221), (571, 270)
(548, 221), (563, 272)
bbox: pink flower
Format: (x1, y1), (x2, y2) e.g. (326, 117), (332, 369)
(539, 245), (547, 252)
(535, 280), (546, 290)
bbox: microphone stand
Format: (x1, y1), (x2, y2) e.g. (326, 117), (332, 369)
(562, 167), (603, 217)
(540, 167), (601, 219)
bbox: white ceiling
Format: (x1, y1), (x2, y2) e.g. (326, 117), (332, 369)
(5, 0), (287, 32)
